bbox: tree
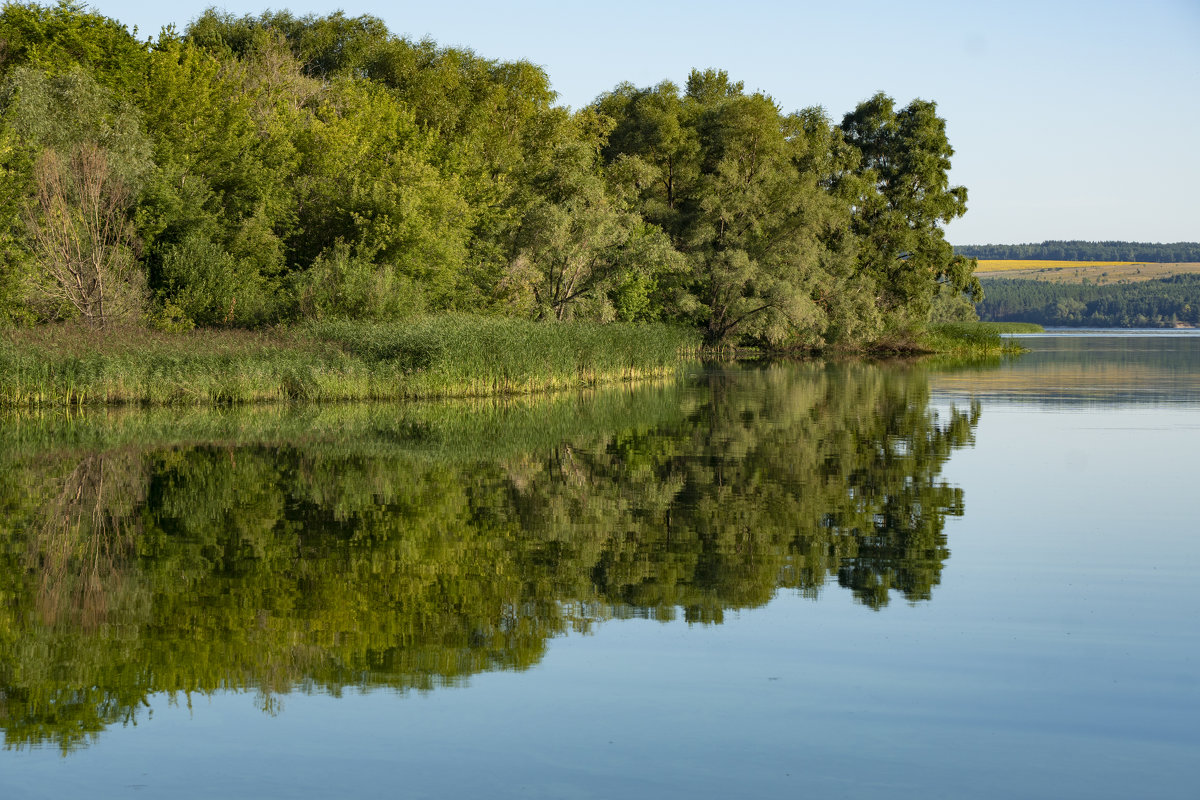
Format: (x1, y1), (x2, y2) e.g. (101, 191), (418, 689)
(3, 66), (152, 324)
(0, 1), (148, 92)
(840, 92), (980, 320)
(503, 112), (681, 322)
(23, 141), (144, 324)
(597, 70), (855, 347)
(288, 76), (469, 312)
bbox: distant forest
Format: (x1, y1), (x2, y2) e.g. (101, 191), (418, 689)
(956, 241), (1200, 262)
(977, 275), (1200, 328)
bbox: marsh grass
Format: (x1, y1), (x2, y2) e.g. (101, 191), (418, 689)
(921, 322), (1039, 356)
(854, 321), (1036, 358)
(0, 317), (700, 407)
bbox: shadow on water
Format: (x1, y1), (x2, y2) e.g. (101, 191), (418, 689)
(0, 361), (979, 752)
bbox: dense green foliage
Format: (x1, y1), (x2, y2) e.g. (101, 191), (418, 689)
(956, 241), (1200, 262)
(977, 275), (1200, 327)
(0, 316), (698, 405)
(0, 2), (975, 348)
(0, 362), (978, 751)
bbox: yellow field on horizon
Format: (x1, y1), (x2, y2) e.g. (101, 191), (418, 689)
(976, 259), (1141, 271)
(974, 260), (1200, 284)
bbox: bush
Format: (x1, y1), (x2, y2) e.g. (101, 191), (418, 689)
(156, 232), (270, 326)
(294, 242), (425, 322)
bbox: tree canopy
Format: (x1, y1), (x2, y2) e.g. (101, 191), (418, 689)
(0, 2), (977, 346)
(977, 274), (1200, 328)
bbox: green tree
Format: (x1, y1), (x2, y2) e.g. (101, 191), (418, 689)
(288, 76), (469, 313)
(598, 70), (857, 347)
(840, 92), (980, 320)
(502, 111), (681, 321)
(134, 34), (303, 324)
(0, 1), (148, 91)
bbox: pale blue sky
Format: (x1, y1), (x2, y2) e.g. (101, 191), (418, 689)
(84, 0), (1200, 245)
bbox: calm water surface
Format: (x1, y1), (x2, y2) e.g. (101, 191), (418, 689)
(1, 333), (1197, 798)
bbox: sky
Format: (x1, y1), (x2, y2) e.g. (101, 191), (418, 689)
(83, 0), (1200, 245)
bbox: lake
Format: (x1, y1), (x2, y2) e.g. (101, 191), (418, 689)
(1, 332), (1197, 799)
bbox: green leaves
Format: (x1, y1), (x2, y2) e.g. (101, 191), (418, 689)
(0, 5), (978, 349)
(597, 71), (859, 347)
(840, 92), (979, 318)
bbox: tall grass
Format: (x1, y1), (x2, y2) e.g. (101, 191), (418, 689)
(920, 322), (1038, 356)
(0, 317), (701, 407)
(315, 316), (697, 397)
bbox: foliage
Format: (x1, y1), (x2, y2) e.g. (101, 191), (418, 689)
(292, 240), (424, 322)
(155, 231), (271, 326)
(840, 92), (980, 319)
(596, 72), (863, 347)
(22, 142), (145, 324)
(958, 241), (1200, 263)
(2, 65), (153, 324)
(977, 275), (1200, 328)
(0, 3), (976, 351)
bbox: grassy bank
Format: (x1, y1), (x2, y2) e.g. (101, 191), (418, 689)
(0, 316), (1036, 408)
(0, 316), (701, 407)
(919, 322), (1041, 356)
(861, 321), (1040, 358)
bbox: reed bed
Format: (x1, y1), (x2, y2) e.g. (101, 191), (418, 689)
(920, 322), (1038, 356)
(0, 317), (701, 407)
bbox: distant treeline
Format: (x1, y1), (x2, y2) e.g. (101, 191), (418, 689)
(0, 3), (980, 348)
(956, 241), (1200, 262)
(977, 275), (1200, 327)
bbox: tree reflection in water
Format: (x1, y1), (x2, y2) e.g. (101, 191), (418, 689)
(0, 361), (978, 751)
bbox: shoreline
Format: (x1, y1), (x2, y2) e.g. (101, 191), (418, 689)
(0, 318), (1026, 408)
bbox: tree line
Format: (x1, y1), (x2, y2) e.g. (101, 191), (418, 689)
(977, 275), (1200, 327)
(956, 241), (1200, 263)
(0, 2), (979, 347)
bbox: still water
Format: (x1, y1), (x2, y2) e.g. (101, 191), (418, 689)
(1, 333), (1197, 798)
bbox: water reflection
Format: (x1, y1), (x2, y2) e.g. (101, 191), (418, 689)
(931, 332), (1200, 406)
(0, 362), (977, 752)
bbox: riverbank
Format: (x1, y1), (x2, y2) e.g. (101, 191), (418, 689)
(812, 322), (1038, 358)
(0, 317), (700, 407)
(915, 322), (1040, 355)
(0, 317), (1030, 407)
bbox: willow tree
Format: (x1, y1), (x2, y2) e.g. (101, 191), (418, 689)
(503, 110), (681, 322)
(840, 92), (980, 320)
(596, 70), (856, 347)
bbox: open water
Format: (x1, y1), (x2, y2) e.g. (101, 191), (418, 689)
(1, 332), (1197, 798)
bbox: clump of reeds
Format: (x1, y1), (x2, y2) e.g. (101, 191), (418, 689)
(314, 316), (699, 398)
(919, 322), (1037, 356)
